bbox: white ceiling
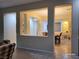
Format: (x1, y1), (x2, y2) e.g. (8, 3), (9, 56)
(22, 6), (72, 16)
(0, 0), (41, 8)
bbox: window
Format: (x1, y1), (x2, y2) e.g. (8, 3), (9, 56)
(54, 22), (62, 32)
(42, 20), (48, 32)
(20, 8), (48, 36)
(30, 17), (38, 36)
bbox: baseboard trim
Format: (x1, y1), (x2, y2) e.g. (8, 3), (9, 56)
(17, 46), (53, 54)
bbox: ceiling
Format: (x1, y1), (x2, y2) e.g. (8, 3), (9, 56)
(0, 0), (41, 8)
(22, 6), (72, 16)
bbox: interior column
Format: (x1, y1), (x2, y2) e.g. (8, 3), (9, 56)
(48, 1), (55, 53)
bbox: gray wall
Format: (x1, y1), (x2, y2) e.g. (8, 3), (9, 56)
(0, 0), (72, 53)
(17, 36), (53, 52)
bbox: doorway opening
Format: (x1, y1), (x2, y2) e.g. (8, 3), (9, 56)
(54, 5), (72, 57)
(4, 12), (16, 44)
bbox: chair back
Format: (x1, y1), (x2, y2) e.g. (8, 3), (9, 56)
(0, 43), (16, 59)
(3, 40), (10, 44)
(0, 40), (10, 46)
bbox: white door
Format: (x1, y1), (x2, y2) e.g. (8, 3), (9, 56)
(4, 12), (16, 43)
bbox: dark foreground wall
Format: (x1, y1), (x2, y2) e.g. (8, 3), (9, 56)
(72, 0), (79, 56)
(0, 12), (3, 41)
